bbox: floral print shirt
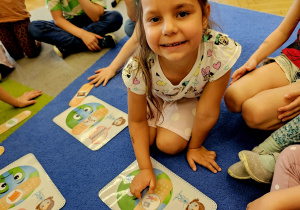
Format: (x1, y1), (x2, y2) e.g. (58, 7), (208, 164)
(122, 29), (242, 102)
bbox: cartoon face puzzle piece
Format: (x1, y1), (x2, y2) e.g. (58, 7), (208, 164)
(0, 111), (31, 135)
(71, 106), (109, 135)
(69, 83), (93, 107)
(134, 179), (173, 210)
(0, 166), (41, 209)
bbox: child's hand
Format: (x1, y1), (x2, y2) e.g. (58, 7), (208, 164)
(247, 193), (275, 210)
(230, 59), (257, 84)
(80, 31), (102, 51)
(278, 90), (300, 122)
(16, 90), (42, 107)
(88, 67), (116, 87)
(130, 168), (156, 199)
(186, 146), (221, 173)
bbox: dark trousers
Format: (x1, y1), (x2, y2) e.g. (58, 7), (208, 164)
(29, 11), (122, 53)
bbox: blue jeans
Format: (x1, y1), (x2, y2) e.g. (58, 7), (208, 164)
(29, 11), (123, 53)
(124, 19), (135, 37)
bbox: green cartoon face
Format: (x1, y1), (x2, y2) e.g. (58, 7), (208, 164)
(66, 103), (105, 129)
(0, 166), (40, 208)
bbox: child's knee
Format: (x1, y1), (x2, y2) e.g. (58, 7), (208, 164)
(108, 11), (123, 31)
(224, 85), (244, 113)
(28, 21), (43, 39)
(156, 136), (187, 155)
(242, 100), (268, 129)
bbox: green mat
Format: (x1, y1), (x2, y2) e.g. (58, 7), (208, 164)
(0, 79), (53, 143)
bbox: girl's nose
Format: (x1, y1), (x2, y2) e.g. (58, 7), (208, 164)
(162, 18), (178, 36)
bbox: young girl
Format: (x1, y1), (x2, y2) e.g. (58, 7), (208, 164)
(122, 0), (241, 198)
(0, 0), (41, 60)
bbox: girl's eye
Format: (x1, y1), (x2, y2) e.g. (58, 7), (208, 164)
(150, 17), (160, 22)
(177, 12), (189, 18)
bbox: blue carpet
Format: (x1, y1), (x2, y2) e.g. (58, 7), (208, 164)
(0, 3), (297, 210)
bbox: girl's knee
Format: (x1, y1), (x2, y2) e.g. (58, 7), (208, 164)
(156, 136), (188, 155)
(107, 11), (123, 31)
(242, 99), (269, 129)
(224, 85), (244, 113)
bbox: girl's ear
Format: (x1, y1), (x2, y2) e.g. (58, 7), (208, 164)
(202, 3), (211, 29)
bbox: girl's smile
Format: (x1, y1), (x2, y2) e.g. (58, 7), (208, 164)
(160, 40), (187, 47)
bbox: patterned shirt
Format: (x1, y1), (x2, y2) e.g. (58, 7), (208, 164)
(47, 0), (106, 19)
(122, 29), (242, 102)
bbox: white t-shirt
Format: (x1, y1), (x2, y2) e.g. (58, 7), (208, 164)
(122, 29), (242, 102)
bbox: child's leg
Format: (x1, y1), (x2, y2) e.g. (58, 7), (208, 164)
(28, 20), (88, 52)
(82, 11), (123, 36)
(29, 11), (122, 53)
(156, 127), (188, 155)
(242, 82), (300, 130)
(154, 98), (197, 155)
(228, 114), (300, 181)
(0, 22), (24, 60)
(271, 145), (300, 191)
(224, 62), (289, 113)
(13, 19), (40, 58)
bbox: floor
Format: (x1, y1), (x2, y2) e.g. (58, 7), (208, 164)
(6, 0), (293, 98)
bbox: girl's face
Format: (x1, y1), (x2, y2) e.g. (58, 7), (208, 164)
(141, 0), (210, 63)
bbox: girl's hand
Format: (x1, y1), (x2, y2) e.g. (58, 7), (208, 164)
(278, 90), (300, 122)
(88, 67), (117, 87)
(16, 90), (42, 107)
(186, 146), (221, 173)
(230, 58), (257, 84)
(130, 168), (156, 199)
(80, 31), (102, 51)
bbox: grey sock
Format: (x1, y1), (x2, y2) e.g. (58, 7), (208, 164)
(259, 154), (276, 172)
(258, 135), (282, 153)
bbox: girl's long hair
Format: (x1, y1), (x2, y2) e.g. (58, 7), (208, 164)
(134, 0), (211, 120)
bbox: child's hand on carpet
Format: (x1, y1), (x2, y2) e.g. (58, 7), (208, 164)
(16, 90), (42, 107)
(88, 67), (117, 87)
(187, 146), (221, 173)
(230, 58), (258, 84)
(130, 168), (156, 199)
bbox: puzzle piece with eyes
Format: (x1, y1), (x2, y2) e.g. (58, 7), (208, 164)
(65, 103), (109, 135)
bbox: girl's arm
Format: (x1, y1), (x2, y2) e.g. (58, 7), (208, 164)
(127, 90), (156, 199)
(51, 10), (102, 51)
(0, 87), (42, 107)
(88, 28), (139, 86)
(187, 70), (231, 173)
(247, 185), (300, 210)
(231, 0), (300, 83)
(78, 0), (104, 22)
(124, 0), (137, 22)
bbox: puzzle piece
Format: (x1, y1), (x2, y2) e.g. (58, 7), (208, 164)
(134, 178), (173, 210)
(69, 83), (93, 107)
(71, 107), (109, 135)
(0, 111), (31, 135)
